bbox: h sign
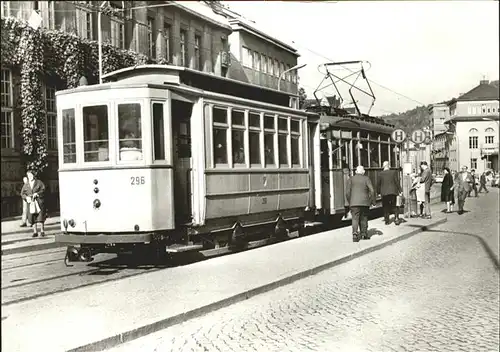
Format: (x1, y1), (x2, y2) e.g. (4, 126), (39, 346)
(411, 129), (425, 144)
(391, 129), (406, 143)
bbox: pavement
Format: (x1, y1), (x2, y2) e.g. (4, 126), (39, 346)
(107, 190), (499, 352)
(1, 199), (449, 352)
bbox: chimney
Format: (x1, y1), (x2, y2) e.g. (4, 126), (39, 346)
(480, 79), (489, 85)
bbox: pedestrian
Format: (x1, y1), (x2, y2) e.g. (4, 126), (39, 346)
(21, 170), (47, 237)
(468, 169), (478, 197)
(454, 165), (473, 215)
(419, 161), (433, 219)
(19, 177), (31, 227)
(377, 161), (403, 225)
(345, 165), (376, 242)
(478, 172), (489, 194)
(408, 173), (420, 217)
(441, 167), (455, 213)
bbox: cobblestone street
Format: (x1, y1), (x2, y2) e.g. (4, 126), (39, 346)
(109, 190), (500, 352)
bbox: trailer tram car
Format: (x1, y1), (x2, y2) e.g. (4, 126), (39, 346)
(310, 105), (400, 218)
(55, 65), (322, 263)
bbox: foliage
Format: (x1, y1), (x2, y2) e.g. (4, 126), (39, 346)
(380, 105), (432, 132)
(1, 16), (151, 176)
(298, 87), (307, 109)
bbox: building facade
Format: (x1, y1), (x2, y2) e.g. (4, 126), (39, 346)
(432, 131), (449, 174)
(225, 18), (300, 95)
(428, 102), (450, 135)
(445, 80), (499, 174)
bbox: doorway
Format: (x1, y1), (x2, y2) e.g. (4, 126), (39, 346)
(171, 99), (193, 226)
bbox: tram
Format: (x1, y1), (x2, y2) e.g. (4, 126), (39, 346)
(55, 65), (322, 262)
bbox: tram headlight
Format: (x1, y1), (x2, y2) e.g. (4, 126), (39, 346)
(93, 199), (101, 209)
(68, 219), (76, 228)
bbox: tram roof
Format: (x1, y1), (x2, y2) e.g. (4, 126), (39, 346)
(100, 65), (296, 108)
(318, 113), (395, 135)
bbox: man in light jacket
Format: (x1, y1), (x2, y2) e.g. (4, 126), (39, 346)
(419, 161), (433, 219)
(346, 165), (376, 242)
(455, 165), (473, 215)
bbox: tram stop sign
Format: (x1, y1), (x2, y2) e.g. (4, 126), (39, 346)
(411, 129), (426, 145)
(391, 129), (406, 144)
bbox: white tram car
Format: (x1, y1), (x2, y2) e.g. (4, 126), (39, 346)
(55, 65), (322, 262)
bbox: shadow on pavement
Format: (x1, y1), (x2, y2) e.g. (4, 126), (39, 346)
(367, 228), (383, 238)
(426, 229), (499, 271)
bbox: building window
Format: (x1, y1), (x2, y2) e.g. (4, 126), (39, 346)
(147, 17), (156, 59)
(1, 69), (13, 149)
(213, 107), (228, 166)
(253, 51), (260, 71)
(62, 109), (76, 163)
(1, 2), (10, 17)
(242, 47), (252, 68)
(76, 2), (93, 39)
(267, 57), (273, 74)
(110, 19), (125, 49)
(261, 54), (267, 74)
(471, 158), (477, 170)
(280, 62), (285, 79)
(83, 105), (109, 162)
(45, 86), (57, 150)
(485, 135), (494, 144)
(163, 23), (172, 62)
(291, 70), (297, 84)
(194, 34), (202, 70)
(274, 59), (279, 77)
(469, 128), (478, 134)
(286, 64), (291, 81)
(469, 136), (478, 149)
(118, 103), (142, 161)
(180, 29), (188, 67)
(231, 110), (245, 165)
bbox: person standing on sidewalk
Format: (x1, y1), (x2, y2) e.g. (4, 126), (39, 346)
(345, 165), (376, 242)
(377, 161), (402, 225)
(419, 161), (433, 219)
(20, 177), (30, 227)
(21, 170), (47, 237)
(441, 167), (455, 213)
(468, 169), (478, 197)
(454, 166), (473, 215)
(478, 172), (489, 194)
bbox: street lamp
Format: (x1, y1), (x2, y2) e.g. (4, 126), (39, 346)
(278, 63), (307, 91)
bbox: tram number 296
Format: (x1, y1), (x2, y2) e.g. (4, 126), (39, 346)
(130, 176), (145, 186)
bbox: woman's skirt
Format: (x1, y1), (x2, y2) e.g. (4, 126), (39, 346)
(416, 186), (426, 203)
(442, 189), (455, 203)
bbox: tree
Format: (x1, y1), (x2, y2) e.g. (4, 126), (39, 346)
(298, 87), (307, 109)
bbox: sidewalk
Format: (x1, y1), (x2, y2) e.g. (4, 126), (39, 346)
(1, 203), (447, 352)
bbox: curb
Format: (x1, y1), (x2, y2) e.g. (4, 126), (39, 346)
(1, 223), (60, 236)
(67, 217), (447, 352)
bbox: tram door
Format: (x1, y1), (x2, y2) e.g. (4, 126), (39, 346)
(171, 100), (193, 226)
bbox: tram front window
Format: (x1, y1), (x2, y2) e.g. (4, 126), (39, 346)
(118, 103), (142, 161)
(83, 105), (109, 162)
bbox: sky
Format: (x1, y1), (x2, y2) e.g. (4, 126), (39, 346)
(221, 1), (499, 116)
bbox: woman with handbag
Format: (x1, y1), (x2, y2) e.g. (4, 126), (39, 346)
(441, 167), (455, 213)
(21, 170), (47, 237)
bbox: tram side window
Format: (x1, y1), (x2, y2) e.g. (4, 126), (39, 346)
(118, 103), (142, 161)
(381, 142), (389, 166)
(353, 142), (360, 168)
(291, 119), (300, 166)
(83, 105), (109, 162)
(390, 145), (397, 168)
(249, 112), (261, 165)
(264, 114), (275, 166)
(213, 106), (228, 166)
(370, 142), (380, 168)
(62, 108), (76, 163)
(278, 117), (288, 166)
(231, 110), (245, 165)
(152, 103), (165, 161)
(360, 143), (369, 168)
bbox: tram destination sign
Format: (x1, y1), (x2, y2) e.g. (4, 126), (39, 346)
(391, 129), (407, 144)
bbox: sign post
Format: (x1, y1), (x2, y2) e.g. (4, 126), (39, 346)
(391, 129), (410, 218)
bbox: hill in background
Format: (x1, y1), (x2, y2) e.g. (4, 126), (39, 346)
(380, 105), (431, 132)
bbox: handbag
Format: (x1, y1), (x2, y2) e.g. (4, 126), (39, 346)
(29, 199), (41, 214)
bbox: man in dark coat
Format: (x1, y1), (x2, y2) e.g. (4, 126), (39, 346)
(346, 165), (376, 242)
(419, 161), (433, 219)
(478, 172), (489, 194)
(455, 165), (473, 215)
(377, 161), (403, 225)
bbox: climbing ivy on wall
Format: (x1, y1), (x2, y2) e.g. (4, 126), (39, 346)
(0, 16), (152, 176)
